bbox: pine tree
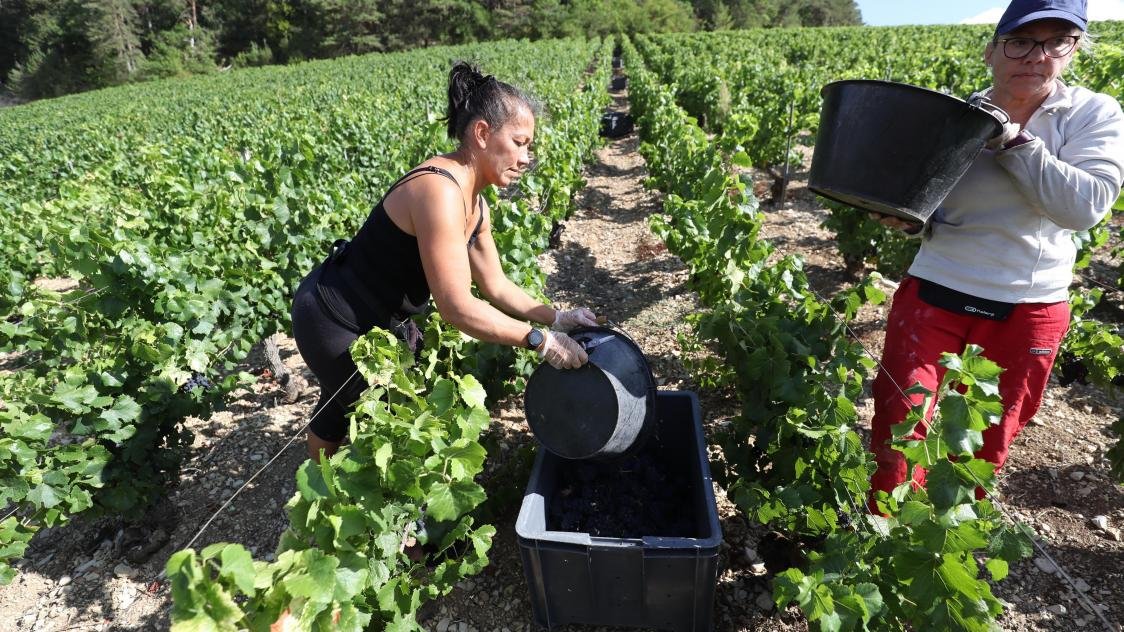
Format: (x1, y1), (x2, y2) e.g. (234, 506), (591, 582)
(84, 0), (144, 82)
(322, 0), (385, 56)
(711, 1), (733, 30)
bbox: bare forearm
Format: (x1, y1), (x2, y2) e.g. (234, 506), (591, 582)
(440, 295), (544, 347)
(478, 277), (555, 326)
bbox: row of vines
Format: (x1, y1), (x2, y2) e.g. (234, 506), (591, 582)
(625, 22), (1124, 632)
(634, 23), (1124, 480)
(0, 36), (612, 629)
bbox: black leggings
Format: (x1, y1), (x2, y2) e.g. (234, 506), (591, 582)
(291, 266), (368, 443)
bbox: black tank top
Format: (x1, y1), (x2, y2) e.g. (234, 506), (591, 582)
(317, 166), (484, 332)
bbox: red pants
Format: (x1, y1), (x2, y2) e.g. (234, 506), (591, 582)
(869, 276), (1069, 498)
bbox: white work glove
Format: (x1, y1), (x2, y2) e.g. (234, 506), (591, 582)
(551, 307), (599, 332)
(985, 120), (1021, 151)
(537, 330), (588, 370)
(968, 94), (1020, 151)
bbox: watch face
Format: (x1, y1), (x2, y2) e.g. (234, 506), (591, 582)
(528, 328), (544, 349)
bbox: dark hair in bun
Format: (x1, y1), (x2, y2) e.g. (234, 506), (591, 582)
(445, 61), (539, 142)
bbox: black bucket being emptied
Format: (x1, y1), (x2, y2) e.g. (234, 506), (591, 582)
(523, 326), (656, 460)
(808, 80), (1007, 224)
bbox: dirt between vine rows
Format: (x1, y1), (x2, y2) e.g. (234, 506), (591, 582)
(2, 84), (1122, 632)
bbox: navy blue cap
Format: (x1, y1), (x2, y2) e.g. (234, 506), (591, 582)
(996, 0), (1088, 35)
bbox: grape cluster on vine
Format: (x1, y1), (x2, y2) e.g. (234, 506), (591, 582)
(179, 373), (214, 393)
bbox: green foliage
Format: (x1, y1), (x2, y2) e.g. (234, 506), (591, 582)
(855, 346), (1034, 630)
(292, 0), (386, 57)
(635, 25), (997, 173)
(567, 0), (699, 37)
(137, 24), (219, 80)
(170, 328), (503, 630)
(157, 36), (611, 628)
(83, 0), (145, 83)
(628, 36), (1035, 630)
(231, 41), (275, 68)
(0, 0), (875, 101)
(627, 39), (880, 534)
(0, 35), (610, 593)
(819, 203), (920, 277)
(636, 25), (1124, 483)
(695, 0), (861, 31)
(1061, 288), (1124, 386)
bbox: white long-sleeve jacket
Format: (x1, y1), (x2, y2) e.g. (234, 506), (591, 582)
(909, 81), (1124, 303)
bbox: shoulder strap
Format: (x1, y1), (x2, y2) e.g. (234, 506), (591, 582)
(467, 203), (486, 247)
(387, 165), (460, 193)
(383, 165), (470, 223)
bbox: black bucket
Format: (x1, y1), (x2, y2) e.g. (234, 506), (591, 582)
(808, 80), (1007, 224)
(524, 326), (656, 460)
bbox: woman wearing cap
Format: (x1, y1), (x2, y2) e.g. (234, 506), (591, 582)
(291, 61), (598, 460)
(868, 0), (1124, 504)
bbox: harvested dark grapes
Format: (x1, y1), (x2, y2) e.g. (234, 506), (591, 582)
(547, 445), (696, 538)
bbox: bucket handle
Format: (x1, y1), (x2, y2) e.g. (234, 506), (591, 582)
(967, 95), (1011, 126)
(569, 319), (625, 353)
(570, 317), (633, 350)
(579, 334), (617, 353)
(573, 319), (643, 357)
(585, 319), (640, 350)
(576, 320), (657, 387)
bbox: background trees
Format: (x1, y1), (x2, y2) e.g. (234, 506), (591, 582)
(0, 0), (863, 100)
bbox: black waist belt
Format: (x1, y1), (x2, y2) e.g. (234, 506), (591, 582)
(917, 278), (1015, 321)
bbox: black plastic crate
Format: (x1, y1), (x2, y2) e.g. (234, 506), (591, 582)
(600, 111), (633, 139)
(516, 391), (722, 631)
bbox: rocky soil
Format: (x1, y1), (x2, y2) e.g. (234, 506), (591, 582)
(1, 82), (1121, 632)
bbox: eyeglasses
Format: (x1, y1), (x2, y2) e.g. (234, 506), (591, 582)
(998, 35), (1080, 59)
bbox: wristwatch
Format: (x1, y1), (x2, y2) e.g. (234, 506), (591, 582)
(525, 327), (545, 350)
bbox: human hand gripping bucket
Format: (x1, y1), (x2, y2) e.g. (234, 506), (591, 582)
(808, 80), (1008, 224)
(523, 325), (657, 460)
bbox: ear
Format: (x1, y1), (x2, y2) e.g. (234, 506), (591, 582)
(469, 118), (491, 149)
(983, 41), (996, 66)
